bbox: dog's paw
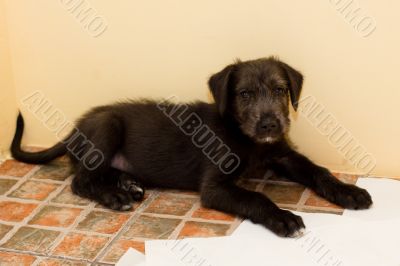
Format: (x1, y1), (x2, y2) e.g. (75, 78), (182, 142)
(118, 177), (145, 201)
(99, 189), (133, 211)
(264, 209), (305, 237)
(323, 183), (372, 210)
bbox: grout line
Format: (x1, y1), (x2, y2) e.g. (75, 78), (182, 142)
(44, 199), (98, 260)
(0, 175), (23, 180)
(140, 212), (234, 225)
(0, 166), (44, 246)
(11, 181), (73, 253)
(1, 160), (356, 265)
(226, 218), (242, 235)
(298, 205), (344, 214)
(295, 189), (344, 214)
(296, 188), (311, 211)
(94, 191), (160, 263)
(0, 164), (103, 264)
(2, 166), (41, 198)
(0, 248), (97, 266)
(167, 201), (200, 240)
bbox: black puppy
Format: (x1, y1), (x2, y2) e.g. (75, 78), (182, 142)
(11, 57), (372, 237)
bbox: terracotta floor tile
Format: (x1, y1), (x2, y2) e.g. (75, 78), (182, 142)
(32, 162), (72, 181)
(335, 173), (359, 185)
(192, 207), (235, 221)
(159, 189), (199, 196)
(0, 223), (13, 240)
(9, 180), (59, 201)
(144, 194), (197, 216)
(0, 201), (38, 222)
(279, 205), (298, 211)
(1, 226), (60, 253)
(52, 155), (71, 164)
(102, 239), (144, 263)
(304, 191), (343, 209)
(38, 258), (89, 266)
(299, 208), (343, 215)
(0, 251), (36, 266)
(51, 186), (91, 206)
(76, 211), (129, 234)
(131, 194), (151, 209)
(178, 221), (230, 238)
(262, 183), (305, 204)
(0, 160), (35, 177)
(124, 215), (181, 239)
(53, 233), (109, 260)
(28, 206), (82, 227)
(0, 179), (18, 195)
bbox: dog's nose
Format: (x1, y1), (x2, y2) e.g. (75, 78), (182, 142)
(257, 116), (279, 134)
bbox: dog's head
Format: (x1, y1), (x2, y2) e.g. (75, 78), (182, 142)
(209, 57), (303, 144)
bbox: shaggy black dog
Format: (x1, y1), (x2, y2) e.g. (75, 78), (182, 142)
(11, 57), (372, 237)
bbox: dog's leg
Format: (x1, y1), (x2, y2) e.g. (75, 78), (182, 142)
(117, 172), (145, 201)
(200, 179), (305, 237)
(72, 169), (135, 211)
(272, 149), (372, 209)
(70, 113), (136, 211)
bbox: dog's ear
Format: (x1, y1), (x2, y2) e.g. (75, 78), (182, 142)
(208, 64), (234, 116)
(280, 62), (303, 111)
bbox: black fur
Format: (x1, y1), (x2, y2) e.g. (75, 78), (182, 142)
(11, 113), (67, 164)
(11, 57), (372, 237)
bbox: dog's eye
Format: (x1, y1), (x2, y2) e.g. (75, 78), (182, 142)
(273, 87), (286, 95)
(240, 90), (251, 99)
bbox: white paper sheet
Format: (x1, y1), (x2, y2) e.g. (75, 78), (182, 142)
(145, 235), (317, 266)
(117, 178), (400, 266)
(232, 211), (351, 238)
(144, 212), (346, 266)
(231, 214), (381, 266)
(144, 213), (400, 266)
(145, 237), (230, 266)
(116, 247), (146, 266)
(343, 177), (400, 221)
(311, 219), (400, 266)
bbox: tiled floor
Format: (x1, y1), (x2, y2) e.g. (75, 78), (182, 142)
(0, 157), (368, 265)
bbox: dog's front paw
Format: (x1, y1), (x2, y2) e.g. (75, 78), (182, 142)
(323, 183), (372, 210)
(264, 209), (305, 237)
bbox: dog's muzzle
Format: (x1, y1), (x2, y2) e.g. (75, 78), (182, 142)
(255, 115), (282, 143)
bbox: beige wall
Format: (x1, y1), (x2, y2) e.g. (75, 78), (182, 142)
(1, 1), (399, 176)
(0, 0), (17, 158)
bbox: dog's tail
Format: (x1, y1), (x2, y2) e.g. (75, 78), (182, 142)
(11, 112), (68, 164)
